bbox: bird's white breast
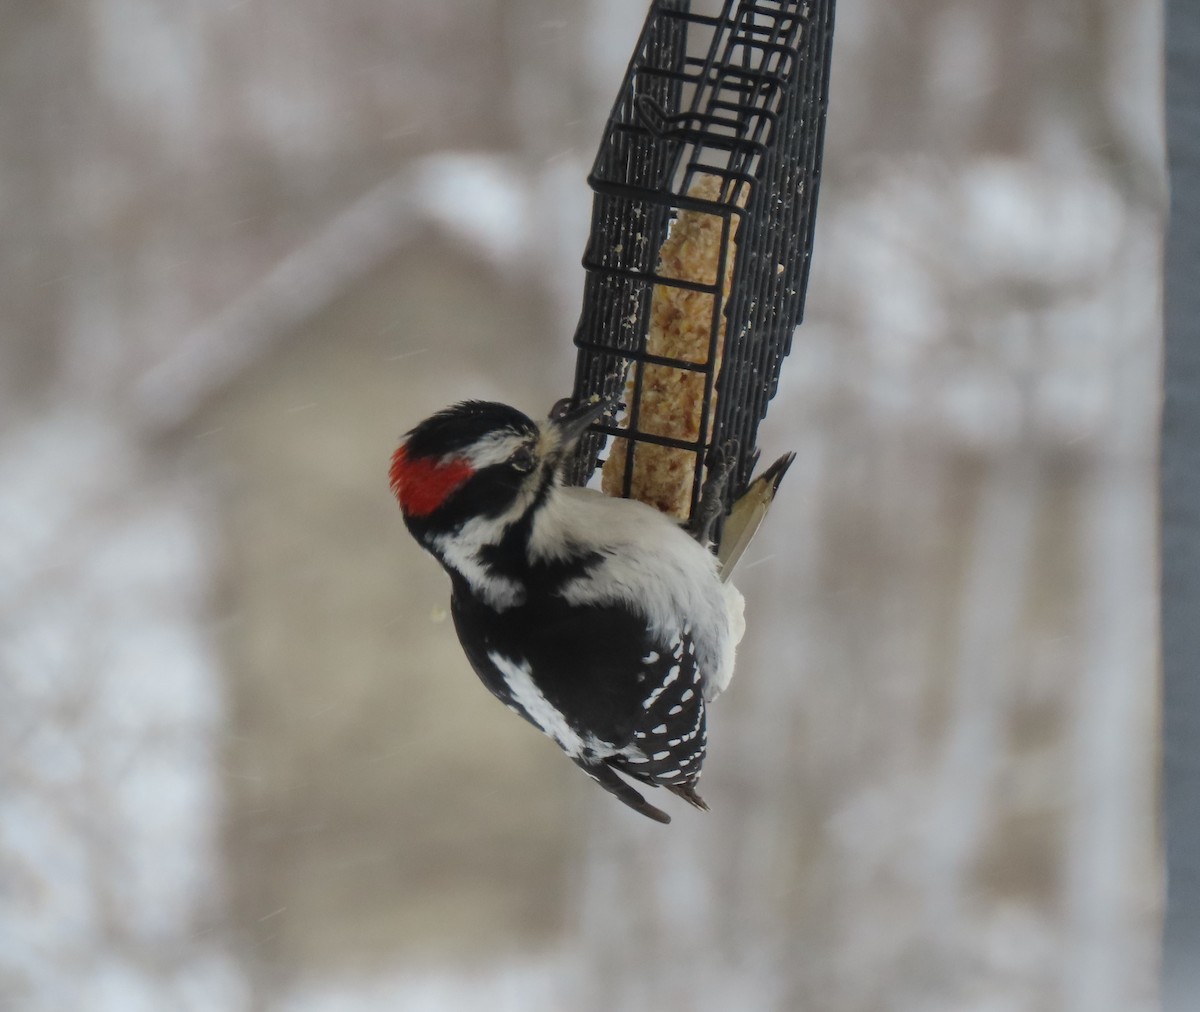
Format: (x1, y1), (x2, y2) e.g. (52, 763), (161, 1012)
(530, 486), (744, 699)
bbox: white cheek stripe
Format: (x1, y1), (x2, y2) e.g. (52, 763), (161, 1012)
(459, 429), (526, 469)
(434, 525), (525, 610)
(432, 475), (548, 610)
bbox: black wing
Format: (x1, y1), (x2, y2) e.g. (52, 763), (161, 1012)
(450, 589), (709, 822)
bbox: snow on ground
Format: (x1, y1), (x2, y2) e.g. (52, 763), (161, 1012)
(0, 410), (248, 1011)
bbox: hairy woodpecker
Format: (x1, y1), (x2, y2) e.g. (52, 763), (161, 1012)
(390, 398), (759, 823)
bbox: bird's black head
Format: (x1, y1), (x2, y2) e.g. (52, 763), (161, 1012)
(389, 399), (609, 541)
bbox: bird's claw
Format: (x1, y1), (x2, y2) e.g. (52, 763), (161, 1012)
(689, 440), (738, 545)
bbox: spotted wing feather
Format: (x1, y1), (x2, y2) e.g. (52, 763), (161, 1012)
(609, 629), (708, 793)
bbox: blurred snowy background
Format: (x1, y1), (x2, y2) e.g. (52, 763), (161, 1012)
(0, 1), (1163, 1010)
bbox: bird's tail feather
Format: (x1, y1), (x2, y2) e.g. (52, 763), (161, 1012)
(577, 759), (672, 824)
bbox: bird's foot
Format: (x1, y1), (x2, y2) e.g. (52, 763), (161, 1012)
(689, 440), (738, 546)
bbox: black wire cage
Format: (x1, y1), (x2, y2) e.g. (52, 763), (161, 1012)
(566, 0), (835, 525)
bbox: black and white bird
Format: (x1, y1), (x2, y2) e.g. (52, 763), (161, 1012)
(389, 398), (785, 823)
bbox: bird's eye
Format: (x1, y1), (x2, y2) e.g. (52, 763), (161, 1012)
(509, 446), (536, 472)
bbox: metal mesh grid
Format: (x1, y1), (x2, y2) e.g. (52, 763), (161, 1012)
(566, 0), (835, 522)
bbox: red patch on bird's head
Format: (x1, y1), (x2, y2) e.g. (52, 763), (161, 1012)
(390, 444), (473, 517)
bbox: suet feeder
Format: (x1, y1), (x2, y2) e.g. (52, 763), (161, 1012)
(566, 0), (835, 529)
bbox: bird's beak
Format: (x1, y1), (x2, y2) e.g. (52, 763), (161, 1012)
(550, 397), (614, 450)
